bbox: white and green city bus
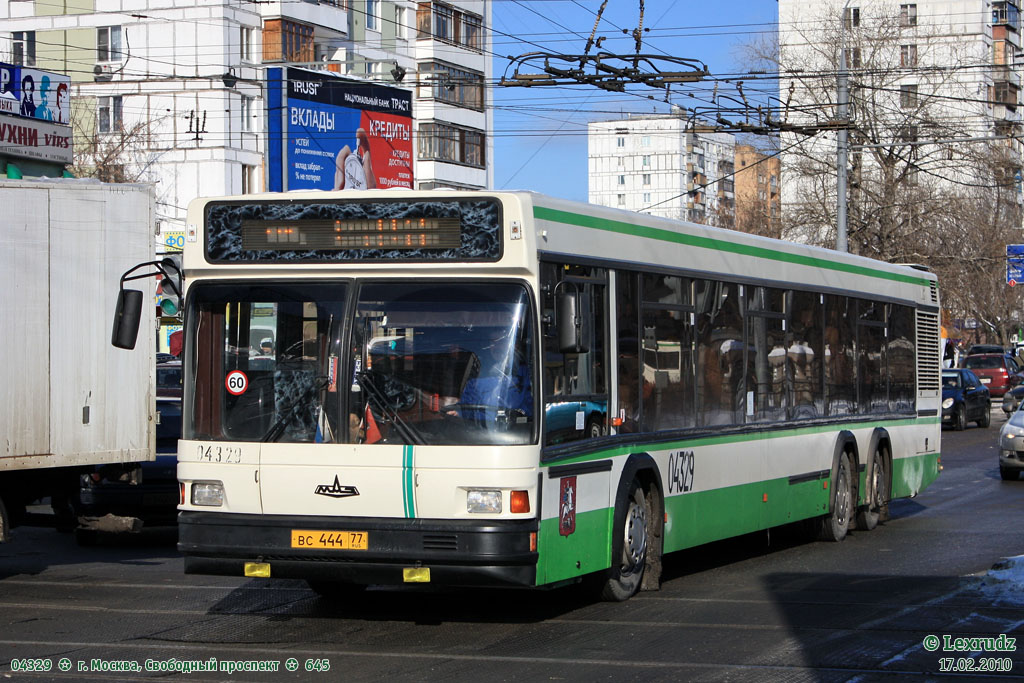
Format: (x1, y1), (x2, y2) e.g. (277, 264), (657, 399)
(129, 190), (941, 600)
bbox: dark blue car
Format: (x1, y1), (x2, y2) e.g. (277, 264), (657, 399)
(942, 368), (991, 431)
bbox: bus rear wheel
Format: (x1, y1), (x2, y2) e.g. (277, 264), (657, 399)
(856, 447), (889, 531)
(600, 480), (649, 601)
(818, 452), (853, 542)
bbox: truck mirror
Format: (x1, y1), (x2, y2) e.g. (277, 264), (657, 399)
(111, 289), (144, 349)
(557, 286), (590, 354)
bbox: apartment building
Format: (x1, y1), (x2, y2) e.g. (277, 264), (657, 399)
(2, 0), (493, 235)
(734, 144), (781, 237)
(777, 0), (1023, 233)
(588, 114), (736, 227)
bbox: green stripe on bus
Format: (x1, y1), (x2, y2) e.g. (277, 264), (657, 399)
(403, 445), (416, 518)
(535, 450), (940, 586)
(533, 205), (932, 288)
(542, 416), (939, 469)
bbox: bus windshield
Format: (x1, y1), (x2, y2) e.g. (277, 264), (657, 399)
(185, 281), (536, 446)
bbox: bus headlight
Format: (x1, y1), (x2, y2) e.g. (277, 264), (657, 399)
(191, 481), (224, 507)
(466, 489), (501, 514)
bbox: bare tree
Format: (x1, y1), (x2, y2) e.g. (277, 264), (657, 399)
(754, 1), (1023, 340)
(68, 98), (165, 184)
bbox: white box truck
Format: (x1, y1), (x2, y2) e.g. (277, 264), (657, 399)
(0, 179), (156, 541)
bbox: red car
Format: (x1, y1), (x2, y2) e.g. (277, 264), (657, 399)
(961, 354), (1024, 398)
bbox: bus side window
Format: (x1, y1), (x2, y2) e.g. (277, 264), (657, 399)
(541, 263), (608, 446)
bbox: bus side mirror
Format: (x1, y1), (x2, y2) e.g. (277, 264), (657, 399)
(557, 287), (590, 354)
(111, 289), (144, 349)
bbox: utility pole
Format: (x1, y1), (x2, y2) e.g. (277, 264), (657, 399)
(836, 4), (850, 253)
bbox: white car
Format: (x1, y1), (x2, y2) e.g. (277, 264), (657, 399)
(997, 403), (1024, 480)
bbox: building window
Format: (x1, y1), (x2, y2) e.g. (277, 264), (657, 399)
(642, 155), (650, 166)
(463, 13), (482, 51)
(98, 95), (123, 133)
(643, 192), (651, 203)
(395, 6), (408, 39)
(263, 19), (314, 62)
(843, 48), (861, 68)
(617, 175), (626, 185)
(366, 0), (379, 31)
(899, 4), (917, 26)
(241, 95), (254, 132)
(641, 136), (651, 147)
(241, 164), (258, 194)
(843, 7), (860, 29)
(97, 26), (122, 63)
(12, 31), (35, 66)
(617, 156), (624, 167)
(642, 173), (651, 185)
(617, 194), (626, 206)
(417, 121), (485, 168)
(416, 2), (483, 51)
(900, 44), (917, 67)
(417, 61), (484, 110)
(900, 83), (918, 108)
(240, 26), (253, 62)
(616, 136), (625, 148)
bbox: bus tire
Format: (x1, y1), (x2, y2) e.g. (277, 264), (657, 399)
(818, 452), (853, 542)
(856, 446), (889, 531)
(600, 480), (649, 601)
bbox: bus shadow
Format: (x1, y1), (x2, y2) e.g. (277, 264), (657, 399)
(753, 569), (1024, 676)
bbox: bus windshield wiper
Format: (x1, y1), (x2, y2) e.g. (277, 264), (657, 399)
(261, 375), (329, 443)
(355, 370), (424, 445)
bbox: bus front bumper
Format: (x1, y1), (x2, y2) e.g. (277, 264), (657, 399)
(178, 511), (538, 588)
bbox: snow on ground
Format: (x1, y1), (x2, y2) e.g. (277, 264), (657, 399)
(975, 555), (1024, 606)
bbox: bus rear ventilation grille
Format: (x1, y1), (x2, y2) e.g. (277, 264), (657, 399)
(422, 534), (459, 551)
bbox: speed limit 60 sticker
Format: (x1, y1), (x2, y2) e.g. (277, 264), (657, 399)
(225, 370), (249, 395)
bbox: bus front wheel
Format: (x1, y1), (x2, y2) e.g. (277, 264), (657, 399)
(818, 452), (853, 542)
(600, 480), (649, 601)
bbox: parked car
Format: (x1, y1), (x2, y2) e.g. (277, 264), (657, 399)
(156, 359), (182, 399)
(997, 402), (1024, 480)
(942, 369), (991, 430)
(960, 354), (1024, 398)
(1003, 384), (1024, 415)
(966, 344), (1007, 356)
(73, 360), (182, 543)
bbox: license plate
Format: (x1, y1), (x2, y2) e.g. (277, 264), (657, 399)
(291, 530), (368, 550)
(981, 378), (991, 384)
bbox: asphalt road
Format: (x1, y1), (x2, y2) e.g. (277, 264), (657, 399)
(1, 414), (1023, 682)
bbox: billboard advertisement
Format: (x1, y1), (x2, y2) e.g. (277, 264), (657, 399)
(0, 63), (71, 125)
(267, 67), (413, 192)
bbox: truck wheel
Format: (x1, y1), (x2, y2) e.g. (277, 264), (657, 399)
(818, 452), (853, 542)
(0, 495), (8, 543)
(600, 480), (649, 601)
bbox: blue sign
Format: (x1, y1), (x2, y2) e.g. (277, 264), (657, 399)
(1007, 244), (1024, 284)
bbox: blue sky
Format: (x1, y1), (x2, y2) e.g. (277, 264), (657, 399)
(489, 1), (780, 202)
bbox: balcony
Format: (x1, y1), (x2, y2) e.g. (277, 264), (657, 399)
(993, 80), (1021, 109)
(993, 1), (1021, 31)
